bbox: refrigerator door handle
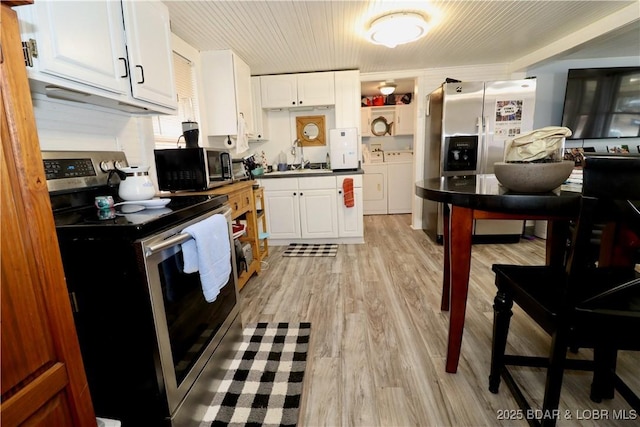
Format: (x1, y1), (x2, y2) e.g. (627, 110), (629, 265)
(482, 115), (491, 174)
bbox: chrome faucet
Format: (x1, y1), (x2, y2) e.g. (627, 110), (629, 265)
(292, 139), (308, 169)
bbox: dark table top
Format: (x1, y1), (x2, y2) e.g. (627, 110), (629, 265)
(415, 175), (583, 218)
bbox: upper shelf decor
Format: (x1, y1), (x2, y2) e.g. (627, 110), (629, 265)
(296, 115), (326, 146)
(371, 116), (393, 136)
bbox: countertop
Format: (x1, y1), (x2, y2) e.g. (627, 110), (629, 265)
(256, 168), (364, 179)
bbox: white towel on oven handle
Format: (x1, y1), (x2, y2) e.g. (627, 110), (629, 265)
(181, 214), (231, 302)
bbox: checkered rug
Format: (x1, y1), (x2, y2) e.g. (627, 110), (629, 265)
(200, 322), (311, 427)
(283, 243), (338, 257)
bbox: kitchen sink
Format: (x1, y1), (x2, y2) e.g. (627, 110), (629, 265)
(264, 169), (331, 176)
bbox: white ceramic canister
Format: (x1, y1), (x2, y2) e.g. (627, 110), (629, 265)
(118, 166), (156, 201)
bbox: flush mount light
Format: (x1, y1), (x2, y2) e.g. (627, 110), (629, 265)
(367, 12), (429, 48)
(379, 82), (397, 95)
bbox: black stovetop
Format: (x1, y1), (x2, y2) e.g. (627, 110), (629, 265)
(52, 189), (228, 240)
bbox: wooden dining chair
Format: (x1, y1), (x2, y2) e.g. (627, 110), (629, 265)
(488, 155), (640, 427)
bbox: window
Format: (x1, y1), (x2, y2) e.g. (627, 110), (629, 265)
(153, 52), (200, 148)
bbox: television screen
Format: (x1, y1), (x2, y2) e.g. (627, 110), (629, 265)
(561, 67), (640, 139)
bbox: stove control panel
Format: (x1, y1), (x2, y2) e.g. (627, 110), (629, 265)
(44, 158), (96, 180)
(42, 151), (129, 193)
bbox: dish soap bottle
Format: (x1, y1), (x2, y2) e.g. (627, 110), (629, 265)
(326, 152), (331, 170)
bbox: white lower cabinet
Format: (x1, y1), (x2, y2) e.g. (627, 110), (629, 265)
(260, 175), (363, 242)
(337, 175), (363, 237)
(299, 188), (338, 238)
(262, 178), (301, 240)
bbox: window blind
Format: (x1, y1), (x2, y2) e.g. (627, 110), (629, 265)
(153, 52), (200, 148)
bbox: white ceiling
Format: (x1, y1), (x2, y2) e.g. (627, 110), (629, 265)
(165, 0), (640, 94)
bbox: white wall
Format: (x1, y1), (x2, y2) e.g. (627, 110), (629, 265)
(246, 107), (337, 167)
(33, 95), (152, 167)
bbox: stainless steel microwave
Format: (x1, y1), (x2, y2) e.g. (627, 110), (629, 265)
(154, 148), (232, 191)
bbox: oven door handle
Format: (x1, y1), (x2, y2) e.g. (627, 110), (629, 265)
(144, 206), (232, 257)
(145, 233), (193, 257)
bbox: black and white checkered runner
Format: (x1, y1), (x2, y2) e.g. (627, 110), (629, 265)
(283, 243), (338, 257)
(201, 322), (310, 427)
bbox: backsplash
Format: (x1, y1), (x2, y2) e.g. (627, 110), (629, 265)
(31, 94), (156, 169)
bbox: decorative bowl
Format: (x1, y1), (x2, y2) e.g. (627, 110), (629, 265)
(494, 161), (575, 193)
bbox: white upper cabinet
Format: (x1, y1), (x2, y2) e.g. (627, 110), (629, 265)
(260, 72), (335, 109)
(394, 103), (415, 135)
(334, 70), (361, 130)
(250, 77), (269, 141)
(202, 50), (254, 137)
(17, 0), (177, 114)
(121, 0), (176, 109)
(18, 1), (129, 94)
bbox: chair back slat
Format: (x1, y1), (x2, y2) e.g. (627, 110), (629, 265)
(565, 155), (640, 286)
(582, 155), (640, 200)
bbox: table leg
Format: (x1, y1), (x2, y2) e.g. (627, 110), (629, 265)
(446, 206), (474, 373)
(441, 203), (451, 311)
(546, 220), (570, 266)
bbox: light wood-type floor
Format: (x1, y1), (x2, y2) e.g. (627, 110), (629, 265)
(239, 214), (639, 427)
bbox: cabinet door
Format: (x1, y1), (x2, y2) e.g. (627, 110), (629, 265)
(338, 187), (363, 237)
(297, 72), (335, 107)
(260, 74), (298, 108)
(360, 108), (372, 137)
(264, 190), (301, 239)
(251, 76), (268, 140)
(234, 54), (254, 137)
(2, 5), (96, 425)
(387, 162), (413, 214)
(299, 189), (338, 238)
(122, 0), (177, 109)
(395, 104), (414, 135)
(19, 0), (129, 94)
(334, 70), (360, 130)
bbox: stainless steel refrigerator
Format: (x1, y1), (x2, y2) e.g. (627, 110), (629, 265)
(422, 78), (537, 243)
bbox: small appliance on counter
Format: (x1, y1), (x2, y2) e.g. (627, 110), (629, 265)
(329, 127), (359, 170)
(231, 158), (250, 181)
(181, 121), (199, 148)
(154, 148), (232, 191)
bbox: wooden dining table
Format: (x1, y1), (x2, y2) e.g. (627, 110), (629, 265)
(415, 175), (583, 373)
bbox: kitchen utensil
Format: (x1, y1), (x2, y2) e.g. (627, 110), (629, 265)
(114, 198), (171, 209)
(117, 166), (157, 201)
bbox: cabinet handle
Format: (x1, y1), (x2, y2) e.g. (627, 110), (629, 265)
(119, 57), (128, 78)
(293, 192), (297, 196)
(234, 202), (238, 210)
(299, 100), (303, 105)
(135, 65), (145, 84)
(338, 190), (342, 194)
(292, 101), (296, 105)
(300, 192), (303, 196)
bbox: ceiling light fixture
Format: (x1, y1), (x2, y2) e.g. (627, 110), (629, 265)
(379, 82), (397, 95)
(367, 12), (429, 48)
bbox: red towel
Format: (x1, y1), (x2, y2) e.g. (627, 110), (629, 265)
(343, 178), (354, 208)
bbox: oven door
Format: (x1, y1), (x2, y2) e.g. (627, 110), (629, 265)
(140, 205), (238, 416)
